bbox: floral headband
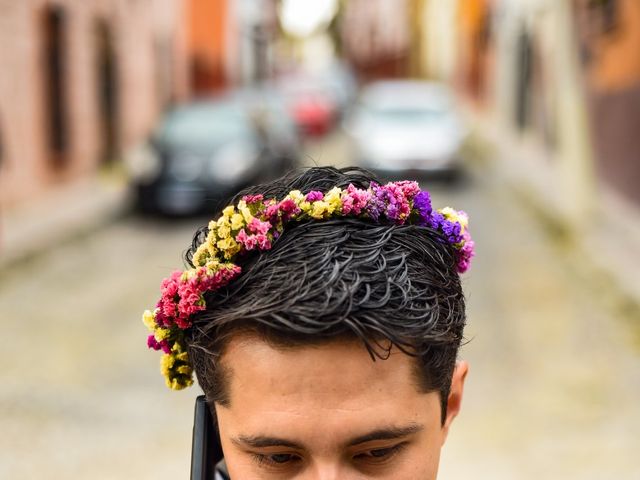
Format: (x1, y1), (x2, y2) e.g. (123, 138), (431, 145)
(143, 180), (475, 390)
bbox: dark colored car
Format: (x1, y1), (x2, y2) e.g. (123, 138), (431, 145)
(127, 90), (300, 215)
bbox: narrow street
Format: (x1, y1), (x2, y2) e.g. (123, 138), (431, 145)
(1, 135), (638, 479)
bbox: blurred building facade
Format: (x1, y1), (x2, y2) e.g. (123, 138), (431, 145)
(340, 0), (412, 80)
(574, 0), (640, 207)
(0, 0), (187, 208)
(186, 0), (278, 95)
(415, 0), (640, 227)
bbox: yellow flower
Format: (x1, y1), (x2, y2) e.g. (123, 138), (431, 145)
(204, 259), (222, 273)
(286, 190), (305, 205)
(154, 327), (171, 342)
(217, 237), (240, 258)
(300, 201), (311, 214)
(310, 201), (330, 219)
(161, 347), (194, 390)
(217, 215), (230, 228)
(217, 224), (231, 239)
(203, 236), (218, 256)
(325, 187), (343, 214)
(231, 213), (245, 231)
(192, 243), (211, 266)
(237, 200), (254, 223)
(222, 205), (235, 217)
(142, 309), (157, 331)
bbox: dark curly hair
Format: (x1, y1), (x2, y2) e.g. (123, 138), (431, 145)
(184, 166), (466, 422)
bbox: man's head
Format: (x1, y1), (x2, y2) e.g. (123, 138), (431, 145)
(184, 167), (468, 478)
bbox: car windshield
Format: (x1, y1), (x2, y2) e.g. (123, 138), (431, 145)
(158, 103), (252, 149)
(365, 105), (447, 123)
(358, 83), (453, 125)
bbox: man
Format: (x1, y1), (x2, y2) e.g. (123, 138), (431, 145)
(144, 166), (473, 479)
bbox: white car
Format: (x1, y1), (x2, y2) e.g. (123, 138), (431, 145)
(344, 81), (466, 177)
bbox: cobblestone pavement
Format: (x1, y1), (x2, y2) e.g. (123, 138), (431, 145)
(1, 134), (639, 479)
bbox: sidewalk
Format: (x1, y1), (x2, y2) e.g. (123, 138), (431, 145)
(463, 109), (640, 318)
(0, 174), (130, 272)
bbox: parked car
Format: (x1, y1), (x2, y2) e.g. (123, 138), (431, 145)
(276, 75), (337, 138)
(127, 90), (300, 215)
(344, 80), (467, 178)
(274, 61), (357, 138)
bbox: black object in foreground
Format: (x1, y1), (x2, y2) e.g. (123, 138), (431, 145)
(191, 395), (224, 480)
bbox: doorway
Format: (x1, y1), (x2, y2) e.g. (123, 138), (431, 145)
(95, 19), (119, 165)
(42, 6), (69, 170)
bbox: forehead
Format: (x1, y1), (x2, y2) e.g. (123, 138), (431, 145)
(217, 335), (441, 440)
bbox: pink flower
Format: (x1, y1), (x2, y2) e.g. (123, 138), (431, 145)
(160, 301), (177, 319)
(241, 194), (264, 204)
(248, 218), (271, 235)
(236, 227), (272, 251)
(341, 184), (371, 215)
(256, 233), (272, 250)
(456, 232), (475, 273)
(147, 335), (171, 354)
(236, 229), (257, 250)
(265, 203), (279, 220)
(278, 198), (300, 218)
(394, 180), (420, 200)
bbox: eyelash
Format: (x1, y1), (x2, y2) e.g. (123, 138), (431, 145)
(250, 443), (408, 469)
(251, 452), (302, 468)
(354, 442), (408, 464)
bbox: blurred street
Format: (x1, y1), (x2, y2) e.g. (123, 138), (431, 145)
(1, 134), (638, 479)
(2, 0), (640, 478)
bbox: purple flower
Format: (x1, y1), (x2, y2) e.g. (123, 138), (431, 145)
(305, 191), (324, 202)
(413, 190), (433, 225)
(429, 212), (463, 244)
(367, 182), (410, 223)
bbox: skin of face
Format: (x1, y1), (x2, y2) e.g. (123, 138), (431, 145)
(215, 335), (468, 480)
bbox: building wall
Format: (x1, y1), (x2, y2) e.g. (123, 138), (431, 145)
(575, 0), (640, 206)
(341, 0), (412, 81)
(421, 0), (459, 81)
(453, 0), (596, 225)
(186, 0), (228, 93)
(0, 0), (186, 208)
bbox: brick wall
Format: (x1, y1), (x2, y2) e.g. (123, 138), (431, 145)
(0, 0), (187, 207)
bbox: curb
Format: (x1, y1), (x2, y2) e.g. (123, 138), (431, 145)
(0, 176), (131, 273)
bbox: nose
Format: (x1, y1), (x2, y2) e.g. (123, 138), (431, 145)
(306, 462), (342, 480)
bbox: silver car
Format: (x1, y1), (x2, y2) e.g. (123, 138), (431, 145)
(345, 81), (466, 177)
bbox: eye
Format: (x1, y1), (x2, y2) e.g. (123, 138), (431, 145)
(252, 452), (303, 468)
(269, 453), (295, 464)
(353, 443), (408, 464)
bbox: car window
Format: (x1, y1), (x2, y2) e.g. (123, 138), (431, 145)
(159, 104), (252, 148)
(365, 105), (447, 122)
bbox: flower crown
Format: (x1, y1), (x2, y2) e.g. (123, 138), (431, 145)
(143, 180), (475, 390)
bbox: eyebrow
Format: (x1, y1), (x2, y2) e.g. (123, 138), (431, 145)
(233, 435), (304, 449)
(346, 423), (424, 446)
(232, 423), (424, 450)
